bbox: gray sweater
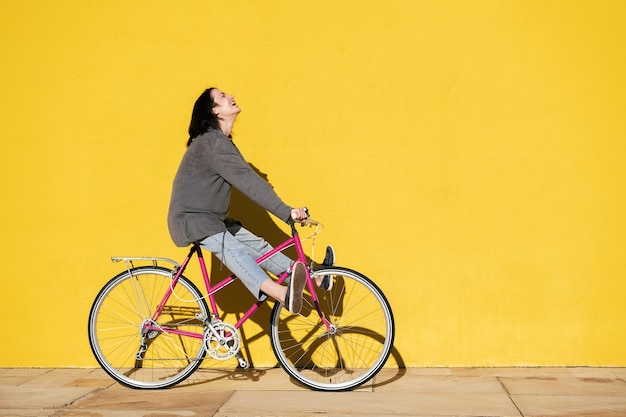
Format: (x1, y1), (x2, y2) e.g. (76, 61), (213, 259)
(167, 129), (293, 247)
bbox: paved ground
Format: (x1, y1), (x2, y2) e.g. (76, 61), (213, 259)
(1, 367), (626, 416)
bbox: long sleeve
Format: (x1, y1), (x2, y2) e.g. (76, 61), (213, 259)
(168, 129), (292, 247)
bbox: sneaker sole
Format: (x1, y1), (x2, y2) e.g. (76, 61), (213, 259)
(288, 262), (307, 314)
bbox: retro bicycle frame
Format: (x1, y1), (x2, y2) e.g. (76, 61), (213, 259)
(139, 222), (332, 341)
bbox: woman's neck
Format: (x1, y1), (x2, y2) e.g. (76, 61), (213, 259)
(218, 115), (237, 138)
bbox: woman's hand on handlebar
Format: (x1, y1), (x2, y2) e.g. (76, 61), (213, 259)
(290, 207), (309, 224)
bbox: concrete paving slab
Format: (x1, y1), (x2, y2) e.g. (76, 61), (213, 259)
(19, 368), (95, 388)
(406, 367), (453, 376)
(214, 389), (522, 417)
(66, 368), (123, 389)
(450, 367), (582, 378)
(365, 367), (406, 390)
(164, 367), (378, 392)
(511, 394), (626, 417)
(611, 368), (626, 380)
(191, 367), (301, 391)
(503, 373), (626, 417)
(501, 376), (626, 396)
(375, 373), (506, 395)
(566, 367), (625, 379)
(2, 368), (626, 416)
(0, 368), (50, 378)
(0, 386), (96, 409)
(0, 368), (50, 386)
(65, 374), (117, 389)
(61, 385), (233, 417)
(0, 408), (54, 417)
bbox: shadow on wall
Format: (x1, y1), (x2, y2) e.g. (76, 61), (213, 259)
(209, 164), (294, 366)
(208, 164), (405, 372)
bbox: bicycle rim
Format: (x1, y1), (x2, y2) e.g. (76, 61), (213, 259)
(270, 267), (395, 391)
(88, 266), (209, 389)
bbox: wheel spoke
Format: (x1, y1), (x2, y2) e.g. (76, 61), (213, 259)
(88, 267), (210, 389)
(270, 267), (394, 391)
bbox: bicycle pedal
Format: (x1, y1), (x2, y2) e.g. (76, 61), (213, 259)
(236, 355), (249, 369)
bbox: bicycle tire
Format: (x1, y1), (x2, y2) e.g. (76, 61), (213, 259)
(269, 266), (395, 391)
(88, 266), (209, 389)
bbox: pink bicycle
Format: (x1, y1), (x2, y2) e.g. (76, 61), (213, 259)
(88, 215), (395, 391)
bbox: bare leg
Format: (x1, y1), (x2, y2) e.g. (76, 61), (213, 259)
(260, 279), (287, 304)
(260, 262), (307, 314)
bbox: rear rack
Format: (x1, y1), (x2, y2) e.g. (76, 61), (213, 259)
(111, 256), (181, 269)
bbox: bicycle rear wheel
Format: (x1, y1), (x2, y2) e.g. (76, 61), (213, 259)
(88, 266), (209, 389)
(270, 267), (394, 391)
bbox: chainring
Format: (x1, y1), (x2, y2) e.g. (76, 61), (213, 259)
(203, 321), (241, 360)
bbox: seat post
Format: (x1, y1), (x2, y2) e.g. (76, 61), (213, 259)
(192, 242), (202, 258)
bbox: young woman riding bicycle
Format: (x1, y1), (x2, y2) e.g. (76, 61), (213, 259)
(167, 87), (327, 315)
(88, 87), (394, 391)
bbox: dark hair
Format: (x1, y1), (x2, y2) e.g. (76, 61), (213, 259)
(187, 88), (220, 147)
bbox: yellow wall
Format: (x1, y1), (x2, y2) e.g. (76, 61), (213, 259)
(1, 0), (625, 367)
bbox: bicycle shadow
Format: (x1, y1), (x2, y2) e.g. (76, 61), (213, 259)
(204, 164), (407, 389)
(179, 345), (407, 390)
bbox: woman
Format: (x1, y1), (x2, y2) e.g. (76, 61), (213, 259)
(167, 87), (312, 314)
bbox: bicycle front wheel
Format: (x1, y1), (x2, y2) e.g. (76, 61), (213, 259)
(88, 266), (209, 389)
(270, 267), (395, 391)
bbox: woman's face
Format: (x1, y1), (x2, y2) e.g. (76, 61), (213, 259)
(211, 89), (241, 119)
